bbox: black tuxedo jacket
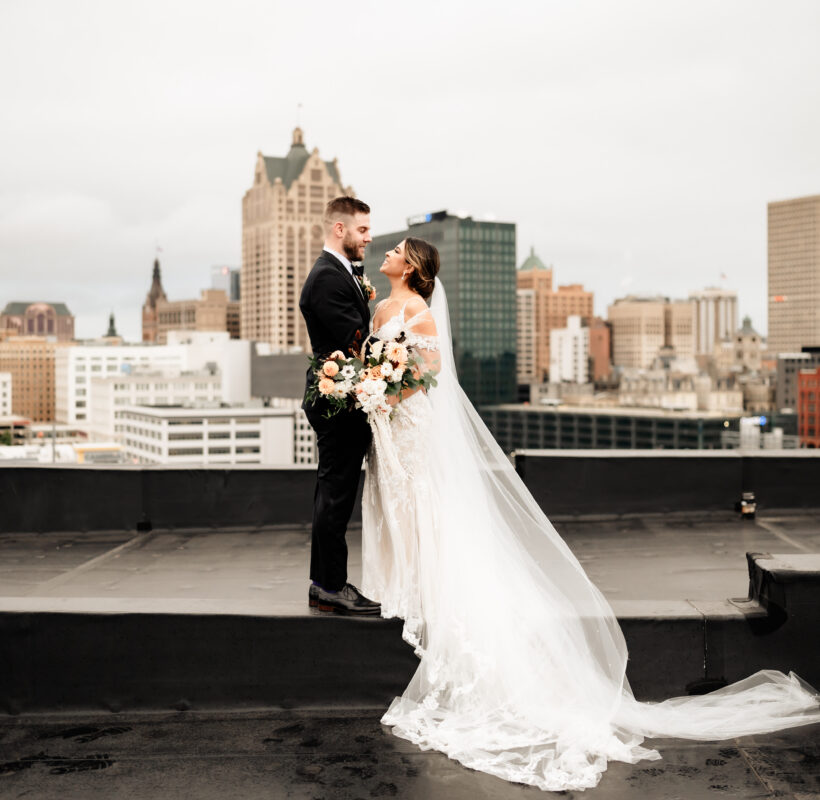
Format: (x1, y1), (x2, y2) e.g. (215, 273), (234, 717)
(299, 249), (371, 409)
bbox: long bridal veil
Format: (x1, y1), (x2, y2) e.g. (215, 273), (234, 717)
(380, 277), (820, 792)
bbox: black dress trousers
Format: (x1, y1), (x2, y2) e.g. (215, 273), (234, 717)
(306, 406), (371, 591)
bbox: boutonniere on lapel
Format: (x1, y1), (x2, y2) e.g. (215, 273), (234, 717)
(357, 273), (377, 302)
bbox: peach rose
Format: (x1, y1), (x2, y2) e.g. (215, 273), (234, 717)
(322, 360), (339, 377)
(330, 350), (345, 361)
(318, 378), (335, 395)
(370, 365), (383, 380)
(386, 342), (408, 365)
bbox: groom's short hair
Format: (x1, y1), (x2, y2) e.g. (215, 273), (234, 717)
(325, 196), (370, 228)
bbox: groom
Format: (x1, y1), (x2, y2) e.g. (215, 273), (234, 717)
(299, 196), (381, 616)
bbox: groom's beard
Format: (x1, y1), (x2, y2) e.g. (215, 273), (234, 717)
(342, 234), (364, 262)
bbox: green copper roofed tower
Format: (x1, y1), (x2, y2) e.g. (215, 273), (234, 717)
(364, 211), (517, 407)
(519, 246), (549, 271)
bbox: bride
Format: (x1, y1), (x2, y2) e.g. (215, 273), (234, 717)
(360, 237), (820, 792)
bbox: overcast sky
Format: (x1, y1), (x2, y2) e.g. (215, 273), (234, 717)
(2, 0), (819, 341)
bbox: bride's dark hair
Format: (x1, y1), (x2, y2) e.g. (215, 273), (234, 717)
(404, 237), (440, 300)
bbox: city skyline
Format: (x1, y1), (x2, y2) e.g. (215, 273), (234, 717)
(2, 1), (820, 341)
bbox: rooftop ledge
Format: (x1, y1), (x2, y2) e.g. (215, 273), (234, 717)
(1, 452), (819, 535)
(1, 543), (817, 707)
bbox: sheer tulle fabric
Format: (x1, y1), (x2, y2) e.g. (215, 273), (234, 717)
(361, 280), (820, 792)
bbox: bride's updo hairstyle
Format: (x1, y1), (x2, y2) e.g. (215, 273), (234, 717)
(404, 237), (440, 300)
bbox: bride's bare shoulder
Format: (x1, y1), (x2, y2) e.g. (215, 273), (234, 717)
(404, 294), (429, 317)
(405, 294), (437, 336)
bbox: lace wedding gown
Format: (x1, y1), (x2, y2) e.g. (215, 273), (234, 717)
(361, 281), (820, 792)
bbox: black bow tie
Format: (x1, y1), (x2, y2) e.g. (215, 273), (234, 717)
(352, 263), (365, 278)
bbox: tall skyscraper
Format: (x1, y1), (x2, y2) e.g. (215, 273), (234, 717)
(768, 194), (820, 355)
(516, 287), (536, 383)
(589, 318), (612, 381)
(142, 258), (168, 343)
(363, 211), (517, 407)
(689, 287), (738, 356)
(516, 249), (553, 383)
(516, 248), (593, 383)
(1, 302), (75, 341)
(241, 128), (352, 349)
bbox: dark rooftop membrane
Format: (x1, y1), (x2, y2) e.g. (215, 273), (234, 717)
(1, 707), (818, 799)
(3, 456), (820, 797)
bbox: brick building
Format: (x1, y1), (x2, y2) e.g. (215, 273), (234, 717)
(0, 337), (71, 422)
(516, 248), (593, 383)
(797, 367), (820, 447)
(142, 259), (239, 344)
(1, 302), (74, 341)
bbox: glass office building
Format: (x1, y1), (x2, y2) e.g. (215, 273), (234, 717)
(363, 212), (517, 407)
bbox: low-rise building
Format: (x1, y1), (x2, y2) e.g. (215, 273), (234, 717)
(56, 332), (251, 424)
(55, 342), (187, 424)
(116, 406), (296, 465)
(618, 369), (743, 414)
(0, 414), (30, 445)
(481, 403), (740, 452)
(88, 371), (222, 442)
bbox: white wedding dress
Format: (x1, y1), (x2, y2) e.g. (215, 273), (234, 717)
(361, 279), (820, 792)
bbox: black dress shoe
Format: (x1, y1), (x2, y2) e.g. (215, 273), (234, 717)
(316, 583), (381, 616)
(308, 584), (319, 608)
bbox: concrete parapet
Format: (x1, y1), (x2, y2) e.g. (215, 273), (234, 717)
(2, 552), (818, 712)
(2, 452), (820, 534)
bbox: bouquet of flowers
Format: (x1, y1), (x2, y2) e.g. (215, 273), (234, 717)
(305, 337), (437, 420)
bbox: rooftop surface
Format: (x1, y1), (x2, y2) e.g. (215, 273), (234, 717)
(2, 512), (819, 797)
(2, 511), (819, 613)
(1, 708), (818, 799)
